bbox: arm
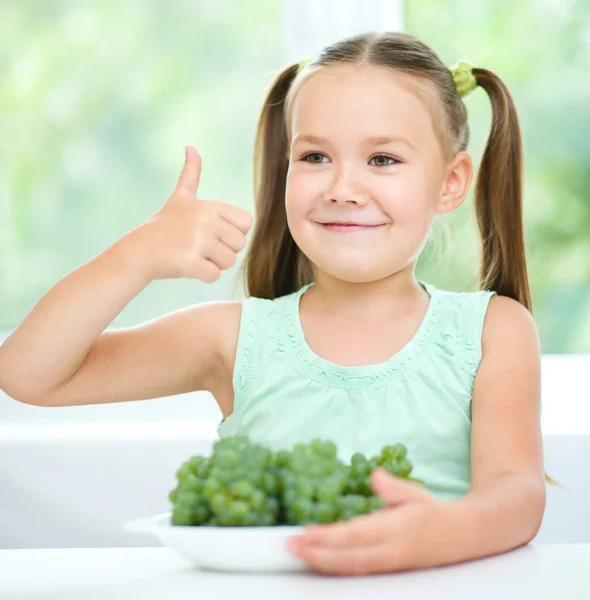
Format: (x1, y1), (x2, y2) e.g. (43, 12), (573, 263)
(442, 294), (546, 562)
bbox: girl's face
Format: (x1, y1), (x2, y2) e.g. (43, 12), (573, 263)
(285, 65), (463, 284)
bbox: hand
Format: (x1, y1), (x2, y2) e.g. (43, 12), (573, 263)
(123, 145), (253, 282)
(287, 468), (451, 576)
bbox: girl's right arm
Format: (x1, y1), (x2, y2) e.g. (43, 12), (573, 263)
(0, 146), (252, 410)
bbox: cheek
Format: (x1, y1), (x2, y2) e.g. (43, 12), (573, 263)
(285, 170), (313, 226)
(380, 174), (431, 223)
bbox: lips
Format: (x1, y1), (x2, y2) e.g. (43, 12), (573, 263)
(317, 222), (384, 232)
(321, 222), (379, 227)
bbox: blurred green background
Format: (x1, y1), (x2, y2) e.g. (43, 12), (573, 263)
(1, 0), (588, 353)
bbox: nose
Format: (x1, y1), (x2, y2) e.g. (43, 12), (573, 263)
(324, 166), (369, 206)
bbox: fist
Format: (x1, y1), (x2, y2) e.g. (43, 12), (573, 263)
(130, 145), (253, 282)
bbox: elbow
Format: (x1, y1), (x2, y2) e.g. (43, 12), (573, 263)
(0, 384), (48, 407)
(0, 373), (52, 407)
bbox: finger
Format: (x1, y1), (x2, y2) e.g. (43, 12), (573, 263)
(215, 218), (248, 253)
(302, 511), (393, 547)
(176, 145), (202, 197)
(217, 202), (253, 235)
(194, 258), (221, 283)
(205, 239), (237, 271)
(371, 468), (430, 506)
(293, 539), (400, 576)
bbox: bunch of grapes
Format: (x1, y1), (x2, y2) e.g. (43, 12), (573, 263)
(170, 436), (279, 526)
(169, 437), (420, 527)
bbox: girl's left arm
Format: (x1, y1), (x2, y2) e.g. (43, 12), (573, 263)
(288, 295), (546, 575)
(442, 294), (546, 561)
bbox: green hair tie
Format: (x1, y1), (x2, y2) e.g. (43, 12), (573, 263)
(298, 57), (312, 73)
(449, 60), (478, 98)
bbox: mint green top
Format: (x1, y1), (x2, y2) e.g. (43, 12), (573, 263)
(218, 281), (496, 501)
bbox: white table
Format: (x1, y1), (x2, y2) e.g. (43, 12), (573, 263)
(0, 545), (589, 599)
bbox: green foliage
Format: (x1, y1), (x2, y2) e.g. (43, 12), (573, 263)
(1, 1), (588, 351)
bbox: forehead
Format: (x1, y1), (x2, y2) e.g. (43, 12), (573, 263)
(290, 65), (440, 149)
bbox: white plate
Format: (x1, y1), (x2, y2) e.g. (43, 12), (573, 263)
(125, 513), (307, 573)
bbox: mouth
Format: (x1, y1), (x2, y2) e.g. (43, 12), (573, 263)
(316, 221), (385, 232)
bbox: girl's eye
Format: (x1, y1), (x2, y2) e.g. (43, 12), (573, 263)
(370, 154), (398, 167)
(301, 152), (327, 164)
(300, 153), (399, 167)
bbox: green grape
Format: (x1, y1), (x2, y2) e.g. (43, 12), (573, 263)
(275, 450), (291, 468)
(175, 463), (193, 483)
(259, 512), (275, 526)
(209, 493), (228, 514)
(383, 457), (413, 478)
(188, 456), (207, 471)
(351, 452), (366, 464)
(183, 473), (203, 493)
(294, 477), (314, 498)
(368, 496), (386, 513)
(171, 506), (194, 526)
(202, 478), (221, 501)
(315, 502), (338, 523)
(194, 504), (211, 524)
(229, 501), (249, 521)
(262, 470), (279, 495)
(175, 490), (200, 510)
(243, 513), (260, 526)
(250, 489), (266, 512)
(291, 497), (313, 523)
(344, 478), (360, 494)
(231, 480), (254, 499)
(380, 443), (407, 462)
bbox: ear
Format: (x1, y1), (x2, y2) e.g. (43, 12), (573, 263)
(436, 151), (473, 214)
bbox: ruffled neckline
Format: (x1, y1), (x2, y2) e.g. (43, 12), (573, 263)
(282, 280), (441, 389)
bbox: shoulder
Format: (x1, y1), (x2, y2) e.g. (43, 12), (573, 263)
(481, 295), (540, 357)
(206, 300), (243, 371)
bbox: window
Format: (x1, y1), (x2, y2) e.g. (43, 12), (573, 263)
(1, 0), (588, 356)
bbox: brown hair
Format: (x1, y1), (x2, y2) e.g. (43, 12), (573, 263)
(241, 31), (532, 312)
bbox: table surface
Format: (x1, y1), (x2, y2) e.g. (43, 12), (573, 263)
(1, 544), (589, 600)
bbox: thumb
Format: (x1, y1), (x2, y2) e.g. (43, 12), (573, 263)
(176, 145), (202, 197)
(371, 468), (428, 506)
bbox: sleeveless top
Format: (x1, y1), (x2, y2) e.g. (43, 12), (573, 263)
(217, 280), (496, 501)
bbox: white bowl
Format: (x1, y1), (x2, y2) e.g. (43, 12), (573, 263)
(125, 513), (307, 573)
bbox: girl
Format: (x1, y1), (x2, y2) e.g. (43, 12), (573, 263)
(0, 32), (546, 575)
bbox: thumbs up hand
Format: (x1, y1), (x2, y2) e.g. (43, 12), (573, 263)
(125, 145), (253, 282)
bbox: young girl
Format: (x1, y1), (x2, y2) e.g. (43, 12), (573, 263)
(0, 31), (545, 575)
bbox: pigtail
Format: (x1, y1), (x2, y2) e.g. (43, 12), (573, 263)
(474, 69), (563, 487)
(472, 68), (532, 313)
(240, 63), (313, 299)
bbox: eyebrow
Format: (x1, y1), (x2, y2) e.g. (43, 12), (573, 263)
(292, 134), (417, 151)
